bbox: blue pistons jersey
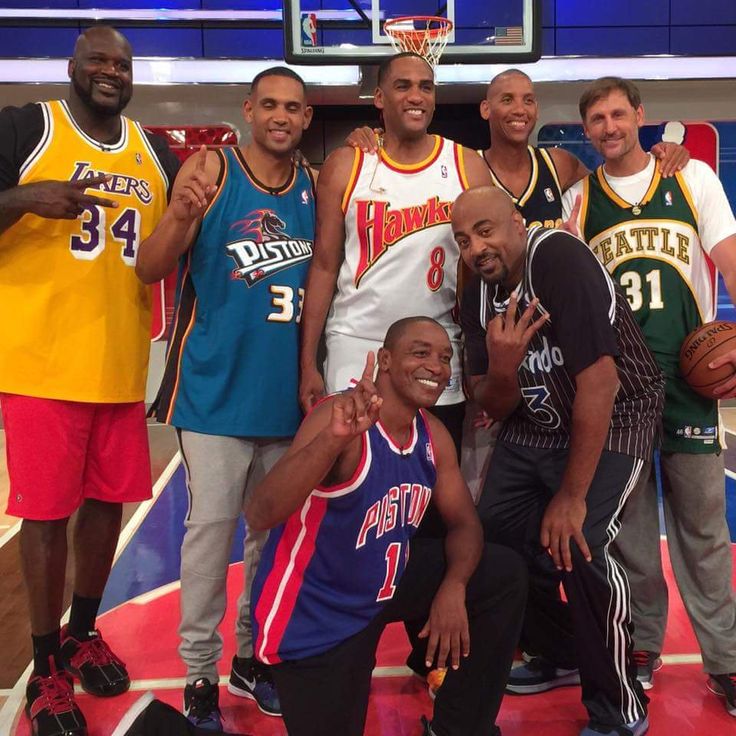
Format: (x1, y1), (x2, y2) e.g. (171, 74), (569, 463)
(252, 410), (437, 664)
(153, 147), (315, 436)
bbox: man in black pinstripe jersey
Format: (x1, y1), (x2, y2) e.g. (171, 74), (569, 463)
(453, 185), (664, 736)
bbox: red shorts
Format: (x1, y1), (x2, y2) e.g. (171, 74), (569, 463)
(2, 394), (152, 520)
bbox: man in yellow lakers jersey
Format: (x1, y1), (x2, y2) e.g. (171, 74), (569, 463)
(0, 26), (177, 736)
(563, 76), (736, 720)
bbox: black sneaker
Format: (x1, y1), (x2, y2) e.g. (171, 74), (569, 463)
(228, 655), (281, 716)
(60, 625), (130, 697)
(506, 656), (580, 694)
(632, 651), (662, 691)
(421, 715), (501, 735)
(707, 673), (736, 717)
(26, 659), (88, 736)
(183, 678), (223, 731)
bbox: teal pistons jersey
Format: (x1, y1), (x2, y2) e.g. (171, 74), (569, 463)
(153, 147), (315, 437)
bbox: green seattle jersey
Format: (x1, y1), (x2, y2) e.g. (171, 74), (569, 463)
(581, 163), (719, 454)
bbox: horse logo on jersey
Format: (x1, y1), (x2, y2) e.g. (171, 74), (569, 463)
(226, 208), (313, 286)
(354, 196), (453, 286)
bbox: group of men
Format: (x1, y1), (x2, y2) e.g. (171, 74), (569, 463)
(1, 23), (735, 736)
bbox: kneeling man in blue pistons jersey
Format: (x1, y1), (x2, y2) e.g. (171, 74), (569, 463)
(247, 316), (527, 736)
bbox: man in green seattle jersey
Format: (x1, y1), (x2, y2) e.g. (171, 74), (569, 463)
(563, 76), (736, 720)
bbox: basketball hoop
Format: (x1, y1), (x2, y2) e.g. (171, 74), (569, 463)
(384, 15), (453, 67)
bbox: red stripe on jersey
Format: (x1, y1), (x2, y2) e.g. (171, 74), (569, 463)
(254, 496), (329, 664)
(315, 430), (368, 494)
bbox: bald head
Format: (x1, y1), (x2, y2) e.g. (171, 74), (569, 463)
(452, 186), (526, 287)
(486, 68), (532, 99)
(383, 316), (444, 352)
(69, 25), (133, 118)
(73, 26), (131, 61)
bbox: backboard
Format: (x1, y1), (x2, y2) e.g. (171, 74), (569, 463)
(283, 0), (541, 65)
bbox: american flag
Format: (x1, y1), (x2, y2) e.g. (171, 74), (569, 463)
(495, 26), (524, 45)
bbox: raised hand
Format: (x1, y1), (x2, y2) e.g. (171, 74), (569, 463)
(16, 175), (118, 220)
(486, 294), (548, 378)
(329, 352), (382, 439)
(171, 145), (217, 222)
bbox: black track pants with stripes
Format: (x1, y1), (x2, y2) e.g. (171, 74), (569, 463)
(478, 440), (649, 728)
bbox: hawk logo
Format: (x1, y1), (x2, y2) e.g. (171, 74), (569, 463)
(226, 209), (313, 286)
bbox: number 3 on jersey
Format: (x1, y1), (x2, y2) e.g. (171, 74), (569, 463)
(70, 205), (140, 264)
(268, 285), (305, 323)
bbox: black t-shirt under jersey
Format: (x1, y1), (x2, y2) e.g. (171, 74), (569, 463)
(462, 226), (664, 460)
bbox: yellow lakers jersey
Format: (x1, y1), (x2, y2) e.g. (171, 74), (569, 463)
(0, 100), (168, 402)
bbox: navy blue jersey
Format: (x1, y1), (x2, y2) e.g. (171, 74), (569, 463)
(252, 410), (438, 663)
(153, 147), (315, 436)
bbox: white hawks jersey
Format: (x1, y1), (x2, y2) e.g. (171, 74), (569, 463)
(325, 136), (470, 405)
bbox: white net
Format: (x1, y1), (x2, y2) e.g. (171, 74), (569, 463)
(384, 16), (454, 67)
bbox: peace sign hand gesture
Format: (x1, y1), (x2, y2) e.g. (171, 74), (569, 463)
(485, 294), (549, 377)
(330, 352), (383, 439)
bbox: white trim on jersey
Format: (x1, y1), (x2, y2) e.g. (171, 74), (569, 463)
(59, 99), (129, 152)
(375, 416), (418, 456)
(312, 433), (373, 499)
(18, 101), (53, 184)
(256, 496), (314, 665)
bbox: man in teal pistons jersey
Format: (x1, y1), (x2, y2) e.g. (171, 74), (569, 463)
(563, 76), (736, 719)
(136, 67), (316, 730)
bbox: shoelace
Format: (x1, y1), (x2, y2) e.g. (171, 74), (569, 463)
(32, 672), (75, 716)
(69, 635), (124, 669)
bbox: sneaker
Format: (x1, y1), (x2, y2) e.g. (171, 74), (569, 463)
(707, 673), (736, 717)
(25, 659), (88, 736)
(580, 716), (649, 736)
(183, 678), (223, 731)
(421, 714), (501, 735)
(506, 656), (580, 694)
(228, 655), (281, 717)
(426, 668), (446, 701)
(60, 626), (130, 697)
(632, 651), (662, 691)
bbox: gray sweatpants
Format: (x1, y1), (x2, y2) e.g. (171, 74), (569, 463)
(177, 430), (289, 684)
(613, 451), (736, 674)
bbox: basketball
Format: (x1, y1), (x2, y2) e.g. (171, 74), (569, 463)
(679, 321), (736, 398)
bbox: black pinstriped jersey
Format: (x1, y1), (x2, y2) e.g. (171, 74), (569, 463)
(462, 226), (664, 460)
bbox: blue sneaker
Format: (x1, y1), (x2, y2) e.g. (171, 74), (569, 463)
(228, 655), (281, 717)
(183, 678), (223, 731)
(580, 716), (649, 736)
(506, 656), (580, 694)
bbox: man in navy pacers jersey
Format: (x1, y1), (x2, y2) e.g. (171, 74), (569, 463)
(137, 67), (315, 729)
(248, 317), (527, 736)
(456, 186), (664, 736)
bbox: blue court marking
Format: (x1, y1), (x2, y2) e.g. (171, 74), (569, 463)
(100, 463), (246, 614)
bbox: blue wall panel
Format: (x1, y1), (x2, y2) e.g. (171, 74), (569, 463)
(671, 26), (736, 55)
(555, 0), (669, 27)
(556, 27), (670, 56)
(113, 26), (203, 56)
(671, 0), (736, 25)
(541, 27), (555, 56)
(541, 0), (555, 27)
(203, 28), (283, 58)
(0, 26), (80, 56)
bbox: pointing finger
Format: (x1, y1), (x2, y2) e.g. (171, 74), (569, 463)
(70, 174), (111, 189)
(195, 144), (208, 172)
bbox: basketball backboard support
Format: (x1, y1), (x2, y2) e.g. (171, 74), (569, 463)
(283, 0), (541, 65)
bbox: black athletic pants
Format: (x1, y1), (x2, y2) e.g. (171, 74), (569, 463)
(270, 538), (527, 736)
(478, 440), (648, 728)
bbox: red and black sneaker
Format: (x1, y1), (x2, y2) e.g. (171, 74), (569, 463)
(25, 660), (87, 736)
(59, 626), (130, 697)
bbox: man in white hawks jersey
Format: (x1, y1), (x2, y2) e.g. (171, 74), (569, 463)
(299, 52), (491, 454)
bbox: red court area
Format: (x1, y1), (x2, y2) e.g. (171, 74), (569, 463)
(10, 544), (736, 736)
